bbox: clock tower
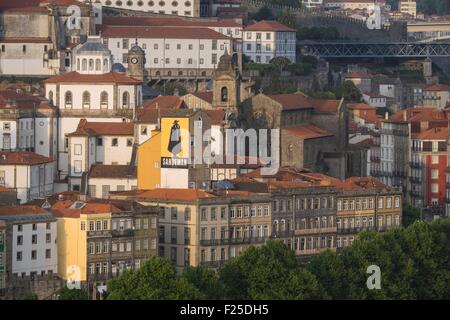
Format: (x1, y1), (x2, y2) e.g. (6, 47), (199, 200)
(127, 41), (146, 82)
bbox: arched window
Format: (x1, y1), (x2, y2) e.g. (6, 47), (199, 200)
(82, 59), (87, 71)
(122, 91), (130, 108)
(221, 87), (228, 102)
(103, 58), (108, 71)
(89, 59), (94, 71)
(65, 91), (72, 108)
(95, 59), (101, 71)
(48, 91), (53, 103)
(100, 91), (108, 109)
(82, 91), (90, 109)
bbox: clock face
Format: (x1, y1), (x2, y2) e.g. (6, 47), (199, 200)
(130, 57), (138, 64)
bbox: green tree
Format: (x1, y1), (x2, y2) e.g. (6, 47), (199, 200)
(22, 292), (38, 300)
(270, 56), (292, 73)
(58, 287), (88, 300)
(251, 6), (275, 21)
(402, 203), (422, 227)
(277, 11), (297, 29)
(335, 81), (362, 102)
(107, 257), (203, 300)
(219, 240), (322, 299)
(181, 266), (224, 300)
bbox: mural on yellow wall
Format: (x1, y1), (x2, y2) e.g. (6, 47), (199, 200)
(160, 117), (190, 168)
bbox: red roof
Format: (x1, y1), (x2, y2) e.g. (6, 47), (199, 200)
(423, 84), (450, 92)
(0, 90), (45, 110)
(205, 109), (226, 125)
(0, 205), (49, 216)
(89, 164), (137, 179)
(0, 152), (53, 165)
(143, 96), (185, 109)
(113, 188), (215, 201)
(282, 124), (334, 140)
(68, 119), (134, 137)
(190, 92), (213, 104)
(245, 20), (296, 32)
(416, 127), (448, 140)
(98, 25), (230, 40)
(311, 99), (342, 114)
(102, 16), (242, 28)
(333, 177), (387, 190)
(267, 93), (314, 110)
(347, 103), (375, 110)
(44, 71), (142, 84)
(51, 200), (122, 218)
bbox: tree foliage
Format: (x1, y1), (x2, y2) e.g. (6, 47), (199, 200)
(107, 219), (450, 300)
(402, 203), (422, 227)
(58, 287), (88, 300)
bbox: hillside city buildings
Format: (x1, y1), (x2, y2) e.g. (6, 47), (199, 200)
(0, 0), (448, 300)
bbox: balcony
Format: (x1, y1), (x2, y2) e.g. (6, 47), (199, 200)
(409, 190), (424, 198)
(296, 247), (336, 256)
(294, 227), (337, 236)
(200, 237), (269, 246)
(409, 162), (423, 169)
(337, 227), (373, 235)
(271, 230), (295, 238)
(200, 260), (226, 268)
(409, 176), (423, 184)
(111, 229), (134, 237)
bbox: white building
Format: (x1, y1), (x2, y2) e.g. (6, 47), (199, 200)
(243, 20), (296, 64)
(94, 0), (201, 17)
(87, 164), (137, 199)
(67, 120), (135, 190)
(303, 0), (324, 8)
(0, 152), (55, 204)
(0, 205), (58, 277)
(99, 25), (233, 78)
(43, 36), (143, 181)
(363, 92), (387, 108)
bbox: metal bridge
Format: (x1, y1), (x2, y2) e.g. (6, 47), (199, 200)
(300, 42), (450, 58)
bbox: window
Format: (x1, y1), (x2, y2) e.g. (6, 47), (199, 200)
(431, 169), (439, 179)
(17, 235), (23, 245)
(386, 197), (392, 208)
(17, 251), (22, 261)
(74, 144), (82, 156)
(100, 91), (108, 108)
(31, 250), (37, 260)
(201, 208), (207, 221)
(111, 138), (118, 147)
(122, 39), (129, 49)
(431, 183), (439, 193)
(221, 87), (228, 102)
(64, 91), (72, 108)
(74, 160), (82, 173)
(171, 207), (178, 220)
(185, 207), (191, 221)
(122, 91), (130, 108)
(46, 233), (51, 243)
(212, 53), (217, 65)
(394, 197), (400, 208)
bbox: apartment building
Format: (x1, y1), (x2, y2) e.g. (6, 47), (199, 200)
(87, 164), (137, 199)
(399, 0), (417, 18)
(110, 188), (272, 271)
(335, 178), (402, 250)
(243, 20), (297, 64)
(95, 0), (201, 17)
(100, 25), (233, 79)
(51, 196), (158, 299)
(0, 205), (58, 299)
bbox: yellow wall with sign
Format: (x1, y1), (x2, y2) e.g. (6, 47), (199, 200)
(160, 117), (190, 159)
(137, 130), (161, 190)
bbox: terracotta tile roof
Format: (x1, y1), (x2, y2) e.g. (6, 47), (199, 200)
(89, 164), (137, 179)
(0, 37), (52, 43)
(0, 205), (48, 216)
(113, 188), (215, 201)
(98, 25), (231, 40)
(416, 127), (448, 140)
(266, 93), (314, 111)
(389, 107), (449, 122)
(136, 108), (197, 124)
(205, 109), (226, 125)
(102, 16), (242, 28)
(44, 71), (142, 84)
(346, 71), (373, 79)
(0, 186), (14, 193)
(0, 0), (89, 11)
(423, 84), (450, 92)
(348, 103), (375, 110)
(245, 20), (296, 32)
(190, 92), (213, 104)
(51, 200), (122, 218)
(282, 124), (334, 140)
(311, 99), (342, 114)
(143, 96), (185, 109)
(68, 119), (134, 137)
(333, 177), (387, 190)
(0, 90), (45, 110)
(0, 151), (53, 165)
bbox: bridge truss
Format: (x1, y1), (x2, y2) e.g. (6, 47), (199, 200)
(301, 42), (450, 58)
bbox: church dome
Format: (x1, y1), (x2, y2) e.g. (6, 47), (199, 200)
(217, 50), (234, 71)
(112, 63), (126, 73)
(129, 44), (145, 54)
(75, 36), (111, 56)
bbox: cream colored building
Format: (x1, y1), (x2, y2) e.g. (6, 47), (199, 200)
(399, 0), (417, 18)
